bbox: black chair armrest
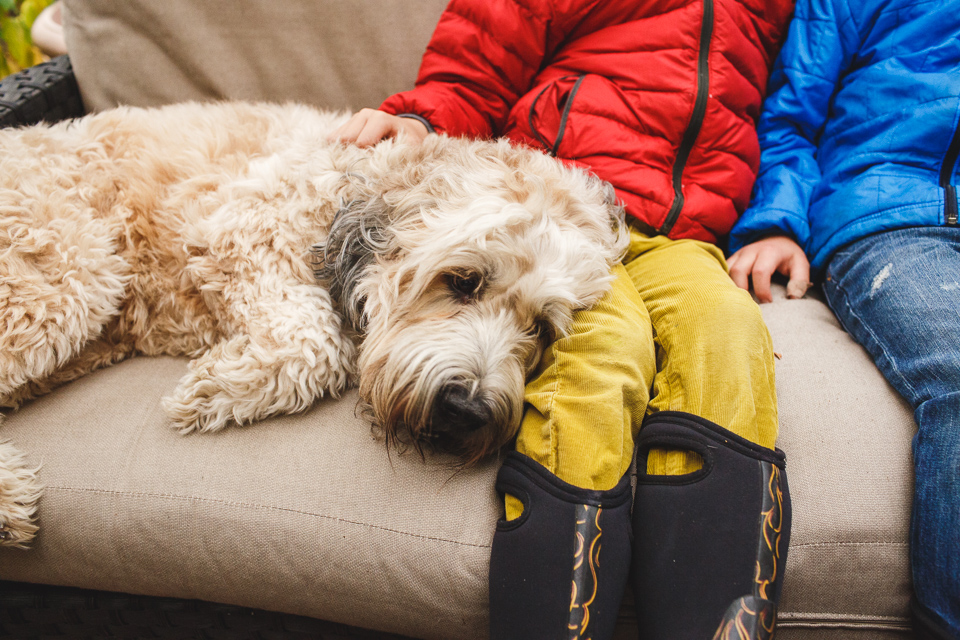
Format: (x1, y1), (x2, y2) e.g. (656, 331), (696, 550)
(0, 55), (85, 128)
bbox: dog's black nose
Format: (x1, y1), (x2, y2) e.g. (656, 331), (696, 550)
(432, 385), (492, 434)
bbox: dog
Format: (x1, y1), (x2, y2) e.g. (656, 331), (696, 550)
(0, 101), (628, 547)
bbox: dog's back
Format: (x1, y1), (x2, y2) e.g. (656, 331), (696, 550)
(0, 102), (351, 404)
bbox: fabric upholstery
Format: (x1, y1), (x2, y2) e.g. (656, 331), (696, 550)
(61, 0), (448, 113)
(761, 287), (915, 636)
(0, 286), (917, 638)
(0, 357), (498, 640)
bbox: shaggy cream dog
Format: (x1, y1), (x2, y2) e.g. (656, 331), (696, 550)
(0, 101), (627, 547)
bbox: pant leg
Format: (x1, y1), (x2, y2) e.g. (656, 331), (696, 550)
(497, 227), (784, 640)
(823, 227), (960, 638)
(509, 262), (656, 517)
(490, 262), (655, 640)
(624, 231), (788, 639)
(511, 228), (777, 502)
(623, 231), (779, 473)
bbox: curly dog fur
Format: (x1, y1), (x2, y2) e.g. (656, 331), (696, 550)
(0, 101), (627, 546)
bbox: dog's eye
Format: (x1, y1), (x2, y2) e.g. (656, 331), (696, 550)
(447, 271), (483, 301)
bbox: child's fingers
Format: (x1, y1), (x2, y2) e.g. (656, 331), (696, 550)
(355, 115), (397, 147)
(727, 250), (754, 293)
(330, 110), (374, 143)
(785, 252), (812, 299)
(332, 110), (430, 147)
(730, 236), (810, 303)
(332, 108), (393, 145)
(749, 252), (779, 303)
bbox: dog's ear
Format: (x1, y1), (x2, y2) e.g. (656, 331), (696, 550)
(600, 180), (619, 209)
(598, 180), (626, 228)
(592, 179), (630, 259)
(312, 195), (392, 331)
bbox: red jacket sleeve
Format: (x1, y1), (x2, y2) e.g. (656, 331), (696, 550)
(381, 0), (573, 138)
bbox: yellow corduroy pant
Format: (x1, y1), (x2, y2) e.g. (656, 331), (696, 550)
(507, 228), (779, 519)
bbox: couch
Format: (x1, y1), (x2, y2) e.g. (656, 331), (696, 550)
(0, 1), (918, 638)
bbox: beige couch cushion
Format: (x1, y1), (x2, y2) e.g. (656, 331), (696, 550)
(0, 357), (499, 639)
(760, 288), (915, 638)
(0, 287), (916, 638)
(62, 0), (448, 113)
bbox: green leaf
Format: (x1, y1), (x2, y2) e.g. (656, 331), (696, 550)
(20, 0), (44, 27)
(0, 0), (16, 15)
(1, 17), (29, 67)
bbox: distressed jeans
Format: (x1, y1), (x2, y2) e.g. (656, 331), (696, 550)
(823, 226), (960, 638)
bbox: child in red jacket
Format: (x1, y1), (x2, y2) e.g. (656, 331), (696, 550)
(337, 1), (794, 638)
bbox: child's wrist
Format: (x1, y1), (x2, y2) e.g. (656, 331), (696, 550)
(397, 113), (435, 134)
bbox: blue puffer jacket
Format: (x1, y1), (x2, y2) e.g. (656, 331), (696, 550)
(729, 0), (960, 273)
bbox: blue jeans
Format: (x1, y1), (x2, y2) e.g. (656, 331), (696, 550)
(824, 226), (960, 638)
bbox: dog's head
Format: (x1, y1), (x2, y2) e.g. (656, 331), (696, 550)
(316, 135), (627, 464)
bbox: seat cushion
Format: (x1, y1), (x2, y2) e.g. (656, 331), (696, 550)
(0, 356), (499, 639)
(0, 286), (916, 638)
(759, 287), (915, 638)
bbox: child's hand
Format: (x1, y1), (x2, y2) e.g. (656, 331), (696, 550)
(331, 109), (430, 147)
(728, 235), (811, 303)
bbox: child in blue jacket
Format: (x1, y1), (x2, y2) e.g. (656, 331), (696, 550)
(727, 0), (960, 637)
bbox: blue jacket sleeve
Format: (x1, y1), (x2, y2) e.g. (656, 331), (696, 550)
(728, 0), (858, 255)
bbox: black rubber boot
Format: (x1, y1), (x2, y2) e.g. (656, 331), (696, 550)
(489, 451), (633, 640)
(631, 412), (791, 640)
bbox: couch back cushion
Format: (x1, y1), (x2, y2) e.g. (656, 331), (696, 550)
(62, 0), (448, 112)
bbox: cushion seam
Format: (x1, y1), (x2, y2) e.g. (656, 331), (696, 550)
(790, 541), (908, 548)
(779, 613), (912, 622)
(44, 485), (491, 549)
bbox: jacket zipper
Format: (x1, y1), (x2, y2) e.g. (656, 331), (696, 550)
(940, 113), (960, 225)
(659, 0), (715, 236)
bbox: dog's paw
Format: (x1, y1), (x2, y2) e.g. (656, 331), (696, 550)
(165, 334), (348, 434)
(163, 400), (229, 435)
(164, 356), (273, 434)
(163, 378), (234, 435)
(163, 342), (245, 434)
(0, 441), (43, 549)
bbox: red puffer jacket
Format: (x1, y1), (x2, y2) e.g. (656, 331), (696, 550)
(381, 0), (794, 243)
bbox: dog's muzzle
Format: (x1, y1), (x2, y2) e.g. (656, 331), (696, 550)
(430, 384), (494, 436)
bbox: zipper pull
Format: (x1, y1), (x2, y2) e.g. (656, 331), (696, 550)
(947, 185), (959, 226)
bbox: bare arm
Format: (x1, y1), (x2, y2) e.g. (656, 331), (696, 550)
(727, 235), (811, 303)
